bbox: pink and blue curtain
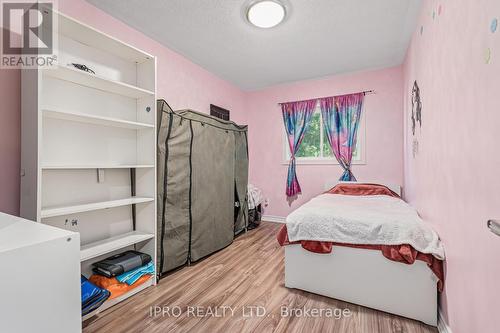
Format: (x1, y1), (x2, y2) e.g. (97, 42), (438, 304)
(281, 100), (317, 197)
(319, 93), (364, 181)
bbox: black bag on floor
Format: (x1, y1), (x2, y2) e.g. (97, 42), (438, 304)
(92, 250), (151, 278)
(248, 204), (262, 230)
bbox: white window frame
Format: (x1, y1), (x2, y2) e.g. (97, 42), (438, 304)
(282, 102), (366, 165)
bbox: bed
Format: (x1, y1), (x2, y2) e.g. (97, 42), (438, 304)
(278, 182), (444, 326)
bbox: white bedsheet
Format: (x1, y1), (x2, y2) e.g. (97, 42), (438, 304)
(286, 194), (445, 259)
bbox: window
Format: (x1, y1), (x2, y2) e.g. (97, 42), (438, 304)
(283, 103), (366, 165)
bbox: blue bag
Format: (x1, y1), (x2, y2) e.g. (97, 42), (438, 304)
(81, 275), (110, 316)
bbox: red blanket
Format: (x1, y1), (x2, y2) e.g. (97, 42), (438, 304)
(277, 183), (444, 292)
(325, 182), (401, 198)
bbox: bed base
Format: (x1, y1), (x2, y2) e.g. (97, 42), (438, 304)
(284, 244), (437, 326)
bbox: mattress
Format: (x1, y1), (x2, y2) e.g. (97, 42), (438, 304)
(285, 193), (445, 259)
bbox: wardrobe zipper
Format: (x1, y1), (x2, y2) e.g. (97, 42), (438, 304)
(159, 112), (173, 276)
(187, 120), (194, 265)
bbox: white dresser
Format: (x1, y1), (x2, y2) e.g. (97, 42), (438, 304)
(0, 213), (81, 333)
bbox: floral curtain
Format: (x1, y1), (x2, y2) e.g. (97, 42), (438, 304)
(319, 93), (364, 181)
(281, 100), (317, 197)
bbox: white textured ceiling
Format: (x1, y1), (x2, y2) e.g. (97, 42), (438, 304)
(86, 0), (422, 90)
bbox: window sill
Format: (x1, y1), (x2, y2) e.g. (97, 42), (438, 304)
(282, 159), (366, 166)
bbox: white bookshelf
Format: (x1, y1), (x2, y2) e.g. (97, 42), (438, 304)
(41, 164), (155, 170)
(43, 66), (154, 98)
(80, 231), (155, 262)
(42, 109), (155, 130)
(20, 10), (157, 319)
(41, 197), (154, 218)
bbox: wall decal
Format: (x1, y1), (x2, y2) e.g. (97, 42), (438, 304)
(484, 19), (497, 65)
(411, 81), (422, 158)
(491, 18), (498, 33)
(411, 81), (422, 135)
(485, 47), (492, 64)
(438, 4), (442, 16)
(412, 139), (419, 158)
(420, 26), (424, 35)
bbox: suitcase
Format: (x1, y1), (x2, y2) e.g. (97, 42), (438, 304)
(92, 251), (151, 278)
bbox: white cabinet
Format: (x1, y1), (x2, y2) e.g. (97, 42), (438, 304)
(0, 213), (81, 333)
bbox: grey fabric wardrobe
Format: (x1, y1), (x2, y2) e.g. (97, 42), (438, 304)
(157, 100), (249, 275)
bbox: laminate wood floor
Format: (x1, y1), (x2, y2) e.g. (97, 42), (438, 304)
(83, 222), (438, 333)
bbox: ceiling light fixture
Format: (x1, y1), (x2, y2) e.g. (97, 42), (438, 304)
(247, 0), (286, 29)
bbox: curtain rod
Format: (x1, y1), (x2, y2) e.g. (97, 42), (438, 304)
(278, 90), (375, 105)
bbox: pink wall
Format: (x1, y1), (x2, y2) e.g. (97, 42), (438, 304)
(246, 66), (404, 217)
(403, 1), (500, 332)
(0, 58), (20, 216)
(0, 0), (246, 215)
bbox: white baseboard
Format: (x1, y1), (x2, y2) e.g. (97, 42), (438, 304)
(262, 215), (286, 223)
(438, 308), (452, 333)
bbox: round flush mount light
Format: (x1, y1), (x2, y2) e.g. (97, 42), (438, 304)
(246, 0), (287, 29)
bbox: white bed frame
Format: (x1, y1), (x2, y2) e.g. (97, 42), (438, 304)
(284, 181), (438, 326)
